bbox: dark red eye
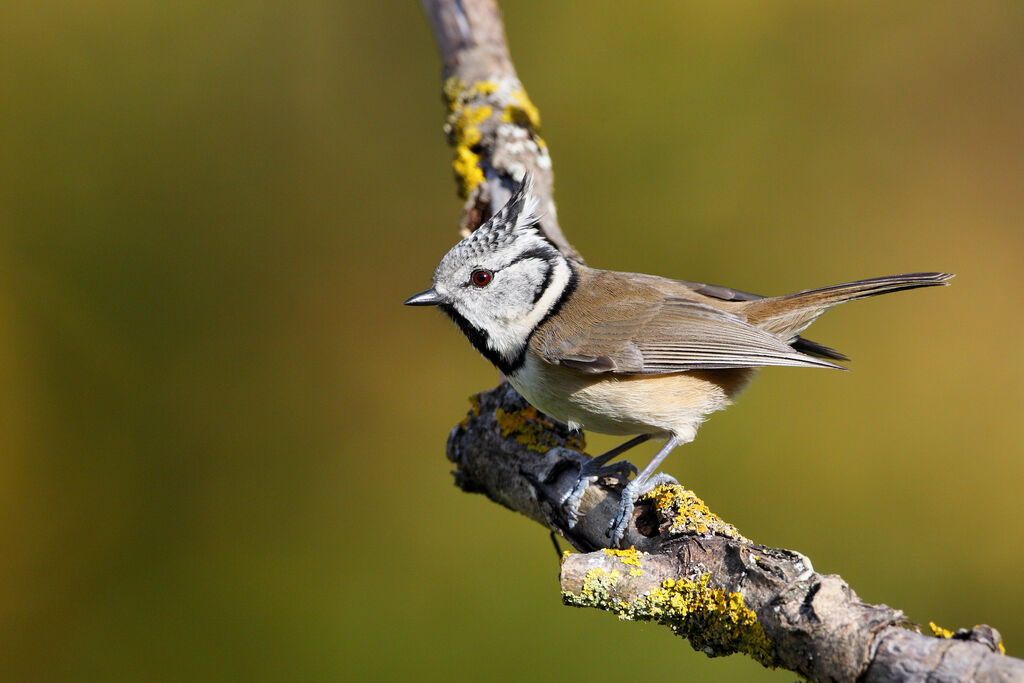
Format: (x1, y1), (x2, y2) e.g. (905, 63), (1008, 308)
(470, 269), (493, 287)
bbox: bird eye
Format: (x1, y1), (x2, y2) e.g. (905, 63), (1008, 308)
(470, 269), (493, 287)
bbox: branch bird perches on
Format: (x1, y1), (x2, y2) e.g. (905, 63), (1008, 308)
(420, 1), (1021, 680)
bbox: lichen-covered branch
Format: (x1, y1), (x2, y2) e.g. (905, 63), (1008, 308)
(447, 387), (1019, 681)
(421, 1), (1021, 681)
(420, 0), (581, 262)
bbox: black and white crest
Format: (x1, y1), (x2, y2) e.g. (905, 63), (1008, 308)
(453, 173), (544, 260)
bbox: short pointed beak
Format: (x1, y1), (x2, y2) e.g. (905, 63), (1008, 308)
(403, 286), (445, 306)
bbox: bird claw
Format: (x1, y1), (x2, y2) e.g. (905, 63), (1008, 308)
(559, 456), (638, 529)
(607, 472), (679, 547)
(607, 495), (636, 547)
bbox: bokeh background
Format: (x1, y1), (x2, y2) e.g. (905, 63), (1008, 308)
(2, 1), (1022, 680)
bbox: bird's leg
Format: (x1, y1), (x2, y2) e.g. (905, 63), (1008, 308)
(560, 434), (649, 528)
(608, 435), (680, 547)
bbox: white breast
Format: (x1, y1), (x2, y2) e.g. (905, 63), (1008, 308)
(508, 353), (752, 442)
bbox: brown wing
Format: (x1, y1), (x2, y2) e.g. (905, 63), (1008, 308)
(675, 279), (849, 360)
(534, 269), (842, 374)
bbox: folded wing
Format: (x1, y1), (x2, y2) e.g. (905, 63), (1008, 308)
(538, 294), (842, 374)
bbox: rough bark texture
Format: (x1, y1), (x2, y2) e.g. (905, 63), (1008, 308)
(448, 387), (1020, 681)
(421, 0), (581, 261)
(422, 1), (1021, 680)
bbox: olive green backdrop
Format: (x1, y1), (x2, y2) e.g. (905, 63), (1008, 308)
(2, 2), (1022, 681)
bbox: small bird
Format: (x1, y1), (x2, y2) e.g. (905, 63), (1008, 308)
(406, 174), (951, 547)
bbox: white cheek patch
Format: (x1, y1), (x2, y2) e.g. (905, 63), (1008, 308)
(485, 258), (571, 360)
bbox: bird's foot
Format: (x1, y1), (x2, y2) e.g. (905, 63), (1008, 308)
(559, 456), (637, 529)
(607, 473), (679, 548)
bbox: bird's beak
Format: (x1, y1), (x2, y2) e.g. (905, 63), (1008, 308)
(403, 286), (445, 306)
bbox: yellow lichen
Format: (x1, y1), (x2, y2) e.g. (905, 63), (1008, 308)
(442, 78), (498, 198)
(453, 105), (492, 144)
(451, 147), (485, 198)
(639, 575), (772, 665)
(441, 78), (545, 198)
(458, 394), (483, 429)
(494, 404), (584, 453)
(442, 76), (465, 104)
(501, 87), (541, 129)
(446, 102), (491, 198)
(564, 570), (773, 667)
(495, 404), (548, 434)
(574, 567), (622, 609)
(604, 547), (643, 576)
(928, 623), (1007, 655)
(473, 80), (499, 96)
(645, 483), (748, 542)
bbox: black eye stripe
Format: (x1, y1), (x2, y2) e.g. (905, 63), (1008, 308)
(496, 247), (558, 304)
(507, 247), (555, 268)
(462, 247), (556, 288)
(532, 261), (554, 304)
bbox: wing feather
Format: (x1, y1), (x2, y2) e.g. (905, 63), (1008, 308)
(537, 284), (841, 374)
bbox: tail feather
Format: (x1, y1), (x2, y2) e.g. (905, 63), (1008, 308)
(744, 272), (953, 341)
(791, 336), (850, 361)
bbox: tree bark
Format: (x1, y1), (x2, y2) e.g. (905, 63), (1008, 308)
(421, 1), (1021, 680)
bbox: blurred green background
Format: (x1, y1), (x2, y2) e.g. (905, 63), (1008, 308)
(2, 1), (1022, 680)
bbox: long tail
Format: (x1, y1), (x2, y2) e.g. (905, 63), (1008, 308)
(744, 272), (953, 344)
